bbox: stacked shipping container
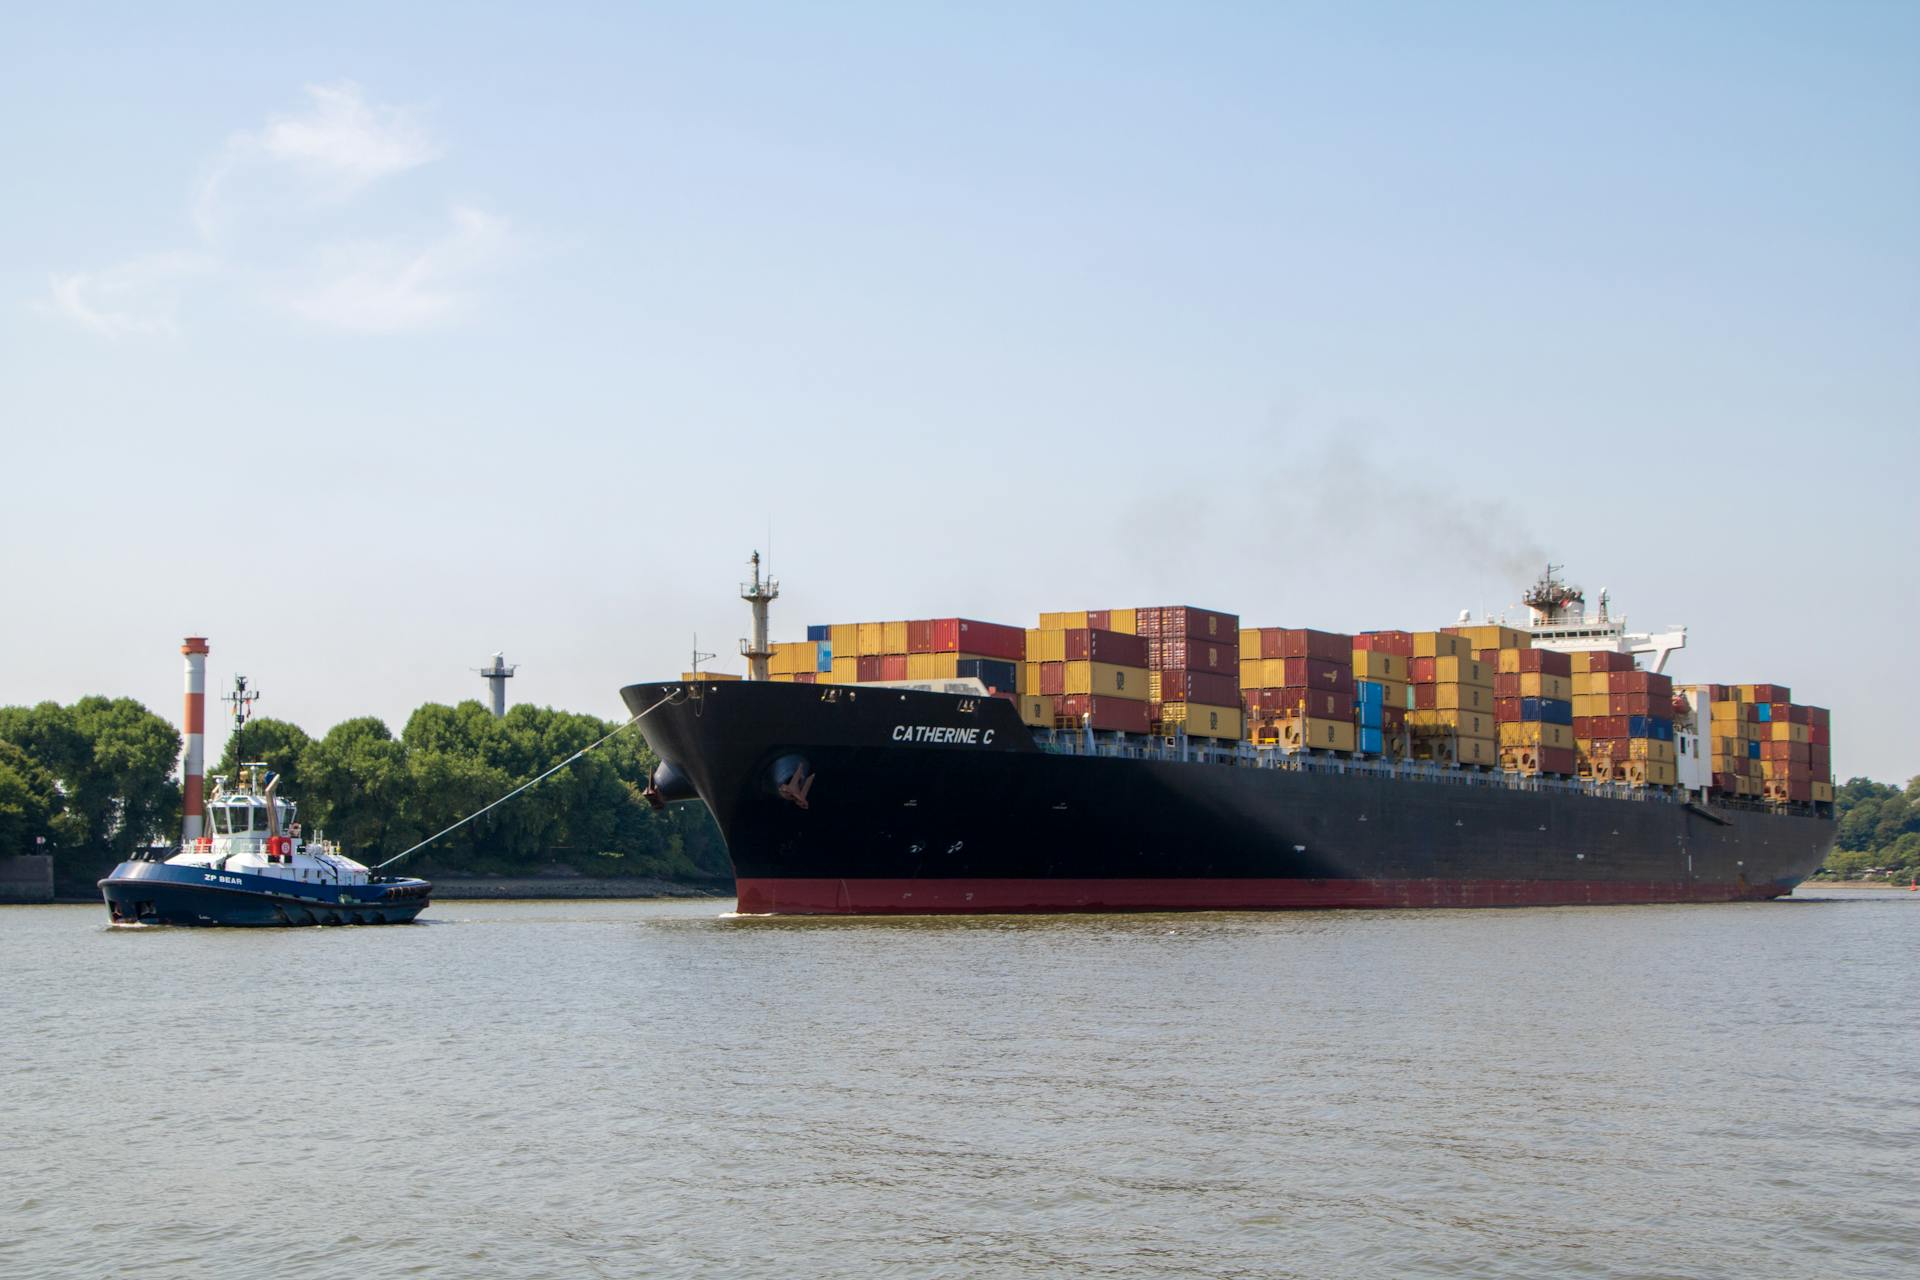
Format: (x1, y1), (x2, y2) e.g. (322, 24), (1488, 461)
(1407, 633), (1498, 767)
(1493, 647), (1576, 776)
(1022, 613), (1152, 733)
(1239, 628), (1355, 752)
(1138, 607), (1242, 740)
(1351, 631), (1414, 757)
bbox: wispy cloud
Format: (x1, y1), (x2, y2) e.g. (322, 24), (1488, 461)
(43, 251), (211, 338)
(47, 82), (512, 339)
(289, 206), (513, 334)
(195, 81), (439, 238)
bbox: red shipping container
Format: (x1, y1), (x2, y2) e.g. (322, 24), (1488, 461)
(1494, 673), (1521, 698)
(1806, 705), (1830, 729)
(1705, 683), (1732, 701)
(1159, 669), (1238, 705)
(1512, 649), (1573, 676)
(1495, 697), (1522, 721)
(1139, 606), (1238, 642)
(1477, 649), (1500, 666)
(792, 672), (817, 684)
(1152, 638), (1234, 673)
(1584, 651), (1636, 673)
(1809, 723), (1829, 746)
(1607, 693), (1661, 717)
(1086, 610), (1111, 631)
(1281, 658), (1354, 693)
(1244, 688), (1354, 720)
(1263, 628), (1352, 662)
(1810, 744), (1831, 774)
(1790, 704), (1812, 726)
(1750, 683), (1791, 703)
(880, 654), (909, 681)
(856, 655), (885, 681)
(1039, 662), (1065, 696)
(1383, 706), (1408, 733)
(1355, 630), (1415, 656)
(1064, 628), (1150, 666)
(955, 619), (1026, 661)
(1573, 716), (1592, 738)
(1059, 694), (1150, 734)
(1712, 771), (1739, 793)
(1410, 657), (1433, 682)
(1539, 746), (1576, 775)
(906, 620), (935, 653)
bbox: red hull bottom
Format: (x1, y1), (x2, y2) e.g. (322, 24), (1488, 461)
(735, 876), (1791, 915)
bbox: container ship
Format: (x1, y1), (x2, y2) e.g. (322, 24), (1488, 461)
(623, 559), (1835, 915)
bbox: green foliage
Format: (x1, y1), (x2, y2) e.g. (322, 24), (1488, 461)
(1821, 776), (1920, 881)
(0, 740), (61, 856)
(0, 698), (180, 890)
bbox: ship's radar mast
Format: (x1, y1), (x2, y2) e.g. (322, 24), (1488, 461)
(1522, 564), (1585, 626)
(739, 551), (780, 682)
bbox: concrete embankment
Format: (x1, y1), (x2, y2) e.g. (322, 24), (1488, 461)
(1, 856), (54, 904)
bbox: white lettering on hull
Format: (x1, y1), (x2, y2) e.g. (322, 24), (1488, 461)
(891, 725), (995, 746)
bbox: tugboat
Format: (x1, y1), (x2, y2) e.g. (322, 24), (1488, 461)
(98, 639), (431, 926)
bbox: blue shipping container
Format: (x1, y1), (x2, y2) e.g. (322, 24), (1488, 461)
(1627, 715), (1675, 741)
(1357, 703), (1383, 729)
(1749, 740), (1761, 759)
(806, 624), (829, 642)
(817, 642), (833, 672)
(1357, 726), (1384, 756)
(1356, 681), (1386, 710)
(1521, 697), (1574, 725)
(957, 658), (1018, 691)
(1755, 703), (1772, 722)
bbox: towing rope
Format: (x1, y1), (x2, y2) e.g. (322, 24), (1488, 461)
(372, 689), (681, 871)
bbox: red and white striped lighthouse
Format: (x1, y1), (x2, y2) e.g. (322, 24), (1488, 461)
(180, 636), (209, 843)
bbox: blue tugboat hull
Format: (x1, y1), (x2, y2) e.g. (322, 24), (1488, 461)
(99, 862), (431, 927)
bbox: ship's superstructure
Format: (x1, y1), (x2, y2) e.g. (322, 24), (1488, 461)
(1497, 564), (1687, 672)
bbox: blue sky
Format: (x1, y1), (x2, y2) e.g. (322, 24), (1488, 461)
(3, 3), (1915, 781)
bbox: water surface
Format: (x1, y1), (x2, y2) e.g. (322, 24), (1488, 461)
(4, 888), (1916, 1278)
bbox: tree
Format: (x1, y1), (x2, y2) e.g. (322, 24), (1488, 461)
(0, 698), (179, 890)
(300, 717), (415, 858)
(0, 741), (61, 855)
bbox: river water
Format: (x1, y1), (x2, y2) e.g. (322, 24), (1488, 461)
(3, 889), (1916, 1279)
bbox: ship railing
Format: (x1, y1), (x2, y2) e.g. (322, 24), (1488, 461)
(1032, 730), (1682, 804)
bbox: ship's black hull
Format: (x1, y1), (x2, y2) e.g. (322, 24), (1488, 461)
(100, 862), (431, 927)
(621, 680), (1835, 915)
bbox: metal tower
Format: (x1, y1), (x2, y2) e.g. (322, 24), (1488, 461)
(476, 652), (518, 717)
(222, 674), (259, 763)
(739, 551), (779, 681)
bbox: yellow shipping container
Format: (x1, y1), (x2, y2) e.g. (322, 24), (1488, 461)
(1572, 692), (1604, 718)
(1025, 629), (1067, 663)
(1770, 721), (1810, 743)
(1408, 709), (1498, 737)
(1161, 702), (1242, 740)
(1063, 660), (1148, 700)
(1361, 677), (1410, 710)
(831, 656), (859, 683)
(1277, 715), (1355, 753)
(907, 652), (993, 680)
(1107, 608), (1138, 635)
(1516, 672), (1571, 700)
(1458, 734), (1499, 765)
(1452, 624), (1530, 652)
(1710, 701), (1745, 722)
(1018, 695), (1054, 727)
(1499, 722), (1572, 750)
(1429, 656), (1493, 687)
(882, 621), (909, 654)
(1414, 631), (1469, 659)
(1038, 611), (1088, 631)
(1352, 650), (1405, 681)
(1425, 682), (1495, 712)
(829, 624), (858, 656)
(1022, 662), (1041, 694)
(1628, 739), (1678, 763)
(1812, 780), (1834, 803)
(1239, 629), (1263, 661)
(680, 670), (743, 682)
(856, 622), (885, 655)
